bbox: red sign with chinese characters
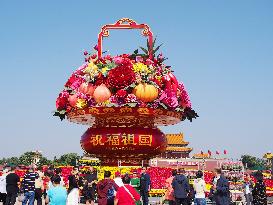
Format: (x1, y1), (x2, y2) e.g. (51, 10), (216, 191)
(81, 127), (167, 160)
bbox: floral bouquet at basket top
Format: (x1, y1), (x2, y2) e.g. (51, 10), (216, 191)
(54, 40), (198, 122)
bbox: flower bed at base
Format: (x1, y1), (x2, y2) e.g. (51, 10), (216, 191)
(1, 166), (272, 197)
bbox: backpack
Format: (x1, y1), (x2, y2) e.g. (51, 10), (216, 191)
(106, 184), (116, 205)
(107, 185), (115, 199)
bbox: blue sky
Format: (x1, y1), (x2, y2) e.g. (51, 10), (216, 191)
(0, 1), (273, 159)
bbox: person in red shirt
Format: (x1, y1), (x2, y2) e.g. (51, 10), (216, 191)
(114, 174), (140, 205)
(97, 171), (119, 205)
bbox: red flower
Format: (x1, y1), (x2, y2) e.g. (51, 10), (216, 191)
(94, 73), (106, 86)
(65, 75), (84, 90)
(56, 91), (69, 110)
(116, 89), (127, 98)
(107, 60), (136, 89)
(104, 55), (112, 61)
(93, 45), (98, 51)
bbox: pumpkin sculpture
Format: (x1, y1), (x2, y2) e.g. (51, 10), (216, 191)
(93, 84), (111, 103)
(133, 83), (158, 102)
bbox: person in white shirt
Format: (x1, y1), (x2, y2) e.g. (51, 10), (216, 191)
(193, 170), (207, 205)
(0, 169), (8, 203)
(114, 172), (124, 187)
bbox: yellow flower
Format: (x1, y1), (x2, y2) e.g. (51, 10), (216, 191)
(84, 62), (98, 77)
(101, 67), (109, 75)
(76, 99), (87, 109)
(133, 63), (151, 75)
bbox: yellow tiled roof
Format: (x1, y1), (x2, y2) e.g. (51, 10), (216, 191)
(166, 147), (193, 152)
(192, 153), (210, 159)
(263, 153), (273, 159)
(166, 133), (189, 145)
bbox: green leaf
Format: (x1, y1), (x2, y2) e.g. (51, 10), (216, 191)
(126, 103), (137, 107)
(153, 44), (163, 54)
(53, 110), (66, 121)
(59, 110), (66, 115)
(140, 46), (148, 54)
(152, 37), (157, 49)
(134, 49), (139, 54)
(146, 39), (150, 50)
(175, 107), (184, 112)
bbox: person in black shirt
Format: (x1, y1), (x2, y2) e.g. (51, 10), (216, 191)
(252, 171), (267, 205)
(67, 167), (83, 204)
(83, 167), (98, 205)
(5, 166), (20, 205)
(139, 167), (151, 205)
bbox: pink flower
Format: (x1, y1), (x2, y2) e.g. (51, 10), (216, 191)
(109, 95), (118, 103)
(125, 94), (137, 103)
(113, 56), (123, 65)
(158, 90), (179, 108)
(104, 55), (112, 61)
(65, 74), (84, 90)
(74, 64), (87, 75)
(178, 82), (191, 108)
(93, 45), (98, 51)
(162, 96), (178, 108)
(136, 56), (143, 62)
(145, 59), (154, 66)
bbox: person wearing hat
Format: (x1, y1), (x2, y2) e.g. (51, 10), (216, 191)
(114, 174), (140, 205)
(114, 172), (124, 187)
(0, 169), (8, 203)
(130, 171), (141, 205)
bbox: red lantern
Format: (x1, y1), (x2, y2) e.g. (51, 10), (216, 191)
(81, 126), (167, 164)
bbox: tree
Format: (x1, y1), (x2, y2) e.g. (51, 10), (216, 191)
(1, 157), (20, 167)
(57, 153), (80, 166)
(18, 151), (52, 166)
(241, 154), (267, 170)
(37, 157), (52, 167)
(19, 152), (41, 166)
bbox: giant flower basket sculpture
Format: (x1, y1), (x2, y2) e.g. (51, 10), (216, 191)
(54, 18), (198, 165)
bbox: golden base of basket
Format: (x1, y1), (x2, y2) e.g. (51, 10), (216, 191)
(67, 107), (183, 127)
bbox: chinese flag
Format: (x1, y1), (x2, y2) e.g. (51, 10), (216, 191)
(224, 150), (227, 155)
(216, 151), (220, 155)
(208, 150), (212, 156)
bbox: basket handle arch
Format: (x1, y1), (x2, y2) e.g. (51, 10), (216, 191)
(98, 18), (154, 59)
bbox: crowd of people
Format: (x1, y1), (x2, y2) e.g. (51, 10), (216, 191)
(0, 165), (151, 205)
(0, 165), (269, 205)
